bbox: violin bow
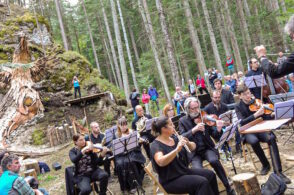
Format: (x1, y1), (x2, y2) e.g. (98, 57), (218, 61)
(194, 78), (204, 124)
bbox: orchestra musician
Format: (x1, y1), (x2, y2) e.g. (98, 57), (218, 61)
(163, 103), (175, 118)
(179, 97), (235, 195)
(204, 91), (241, 153)
(115, 116), (146, 194)
(150, 116), (219, 195)
(69, 134), (109, 195)
(255, 15), (294, 79)
(245, 58), (263, 100)
(213, 79), (235, 105)
(132, 105), (154, 159)
(84, 122), (112, 181)
(234, 84), (291, 183)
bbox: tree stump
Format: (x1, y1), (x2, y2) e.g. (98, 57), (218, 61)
(58, 126), (66, 144)
(64, 123), (70, 140)
(232, 173), (261, 195)
(24, 169), (37, 180)
(69, 126), (74, 137)
(22, 159), (40, 175)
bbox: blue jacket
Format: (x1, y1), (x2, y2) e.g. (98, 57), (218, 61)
(286, 79), (293, 92)
(0, 171), (18, 195)
(148, 88), (158, 100)
(226, 79), (237, 93)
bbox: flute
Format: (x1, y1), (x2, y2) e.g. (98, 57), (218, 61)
(174, 130), (191, 153)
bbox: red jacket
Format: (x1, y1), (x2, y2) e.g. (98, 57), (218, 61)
(196, 78), (206, 88)
(142, 94), (150, 104)
(226, 58), (234, 67)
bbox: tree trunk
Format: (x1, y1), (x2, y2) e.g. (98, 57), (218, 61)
(182, 0), (207, 76)
(69, 13), (81, 54)
(253, 6), (264, 45)
(222, 0), (244, 72)
(243, 0), (251, 16)
(127, 19), (141, 73)
(212, 0), (231, 57)
(201, 0), (224, 76)
(95, 12), (118, 87)
(116, 0), (138, 92)
(81, 0), (101, 74)
(110, 0), (130, 103)
(178, 29), (190, 81)
(54, 0), (68, 51)
(58, 0), (73, 50)
(38, 0), (44, 16)
(139, 0), (171, 102)
(280, 0), (286, 12)
(156, 0), (181, 87)
(192, 0), (208, 59)
(100, 0), (123, 89)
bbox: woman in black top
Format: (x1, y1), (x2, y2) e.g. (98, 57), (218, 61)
(114, 116), (146, 194)
(69, 134), (108, 195)
(150, 116), (219, 195)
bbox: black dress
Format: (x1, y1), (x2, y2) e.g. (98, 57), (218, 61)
(150, 137), (219, 195)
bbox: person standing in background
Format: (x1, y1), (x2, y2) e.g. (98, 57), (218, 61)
(129, 88), (140, 118)
(72, 76), (81, 98)
(226, 56), (234, 75)
(142, 88), (151, 115)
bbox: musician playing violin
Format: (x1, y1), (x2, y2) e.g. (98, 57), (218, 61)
(151, 116), (218, 195)
(69, 134), (109, 195)
(245, 58), (263, 100)
(85, 122), (112, 181)
(235, 84), (291, 183)
(179, 97), (235, 195)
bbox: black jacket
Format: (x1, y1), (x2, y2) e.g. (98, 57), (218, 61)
(204, 102), (229, 117)
(179, 115), (222, 154)
(221, 89), (234, 105)
(245, 67), (263, 99)
(69, 147), (103, 176)
(261, 52), (294, 79)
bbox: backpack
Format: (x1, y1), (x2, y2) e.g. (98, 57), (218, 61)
(261, 173), (287, 195)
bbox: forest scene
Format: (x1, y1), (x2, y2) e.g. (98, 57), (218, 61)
(1, 0), (294, 195)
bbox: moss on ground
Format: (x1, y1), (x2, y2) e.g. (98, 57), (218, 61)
(32, 129), (45, 145)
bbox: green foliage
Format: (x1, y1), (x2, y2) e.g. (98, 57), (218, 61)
(104, 112), (114, 124)
(32, 129), (45, 145)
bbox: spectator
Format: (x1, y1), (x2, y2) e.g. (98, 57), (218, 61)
(237, 71), (245, 85)
(148, 85), (160, 111)
(225, 75), (237, 94)
(277, 52), (287, 65)
(72, 76), (81, 99)
(215, 69), (222, 80)
(142, 88), (150, 115)
(226, 56), (234, 75)
(188, 79), (196, 96)
(213, 79), (235, 105)
(196, 74), (209, 94)
(208, 69), (218, 89)
(173, 86), (185, 115)
(0, 154), (47, 195)
(286, 74), (294, 92)
(129, 88), (140, 118)
(0, 150), (9, 176)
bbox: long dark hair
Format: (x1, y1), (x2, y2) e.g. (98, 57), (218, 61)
(151, 116), (169, 136)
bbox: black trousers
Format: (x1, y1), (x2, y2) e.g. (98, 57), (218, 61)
(244, 132), (282, 173)
(74, 86), (81, 98)
(199, 87), (209, 94)
(162, 168), (219, 195)
(76, 168), (108, 195)
(192, 149), (230, 190)
(103, 154), (111, 176)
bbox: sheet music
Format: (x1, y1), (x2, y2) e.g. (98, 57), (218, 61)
(145, 118), (158, 131)
(253, 74), (267, 87)
(215, 126), (231, 149)
(244, 75), (267, 88)
(227, 120), (241, 140)
(219, 110), (232, 123)
(274, 100), (294, 119)
(232, 110), (239, 123)
(269, 92), (294, 104)
(112, 132), (138, 156)
(105, 125), (117, 143)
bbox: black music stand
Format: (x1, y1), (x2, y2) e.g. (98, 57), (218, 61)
(215, 120), (241, 174)
(269, 92), (294, 104)
(244, 74), (267, 89)
(274, 100), (294, 145)
(219, 110), (233, 124)
(104, 125), (117, 146)
(144, 118), (158, 132)
(171, 113), (186, 131)
(198, 94), (212, 108)
(112, 132), (145, 194)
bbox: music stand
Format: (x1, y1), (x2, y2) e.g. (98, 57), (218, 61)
(104, 125), (117, 146)
(244, 74), (267, 89)
(269, 92), (294, 104)
(144, 117), (158, 132)
(219, 110), (233, 124)
(231, 110), (239, 124)
(112, 132), (145, 194)
(198, 94), (212, 108)
(215, 120), (241, 174)
(274, 100), (294, 145)
(171, 113), (186, 131)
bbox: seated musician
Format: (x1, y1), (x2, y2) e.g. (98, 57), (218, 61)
(69, 134), (109, 195)
(115, 116), (146, 194)
(255, 16), (294, 79)
(179, 97), (235, 195)
(213, 79), (234, 105)
(163, 103), (175, 118)
(132, 105), (154, 159)
(84, 121), (112, 181)
(235, 84), (291, 183)
(204, 91), (241, 153)
(151, 116), (219, 195)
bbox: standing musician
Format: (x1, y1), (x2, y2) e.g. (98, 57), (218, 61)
(179, 97), (235, 195)
(234, 84), (291, 183)
(255, 15), (294, 79)
(69, 134), (109, 195)
(213, 79), (235, 105)
(132, 105), (154, 159)
(115, 116), (146, 194)
(84, 122), (112, 181)
(245, 58), (263, 100)
(150, 116), (219, 195)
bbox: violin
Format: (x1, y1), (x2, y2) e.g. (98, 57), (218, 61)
(249, 98), (274, 114)
(193, 110), (220, 126)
